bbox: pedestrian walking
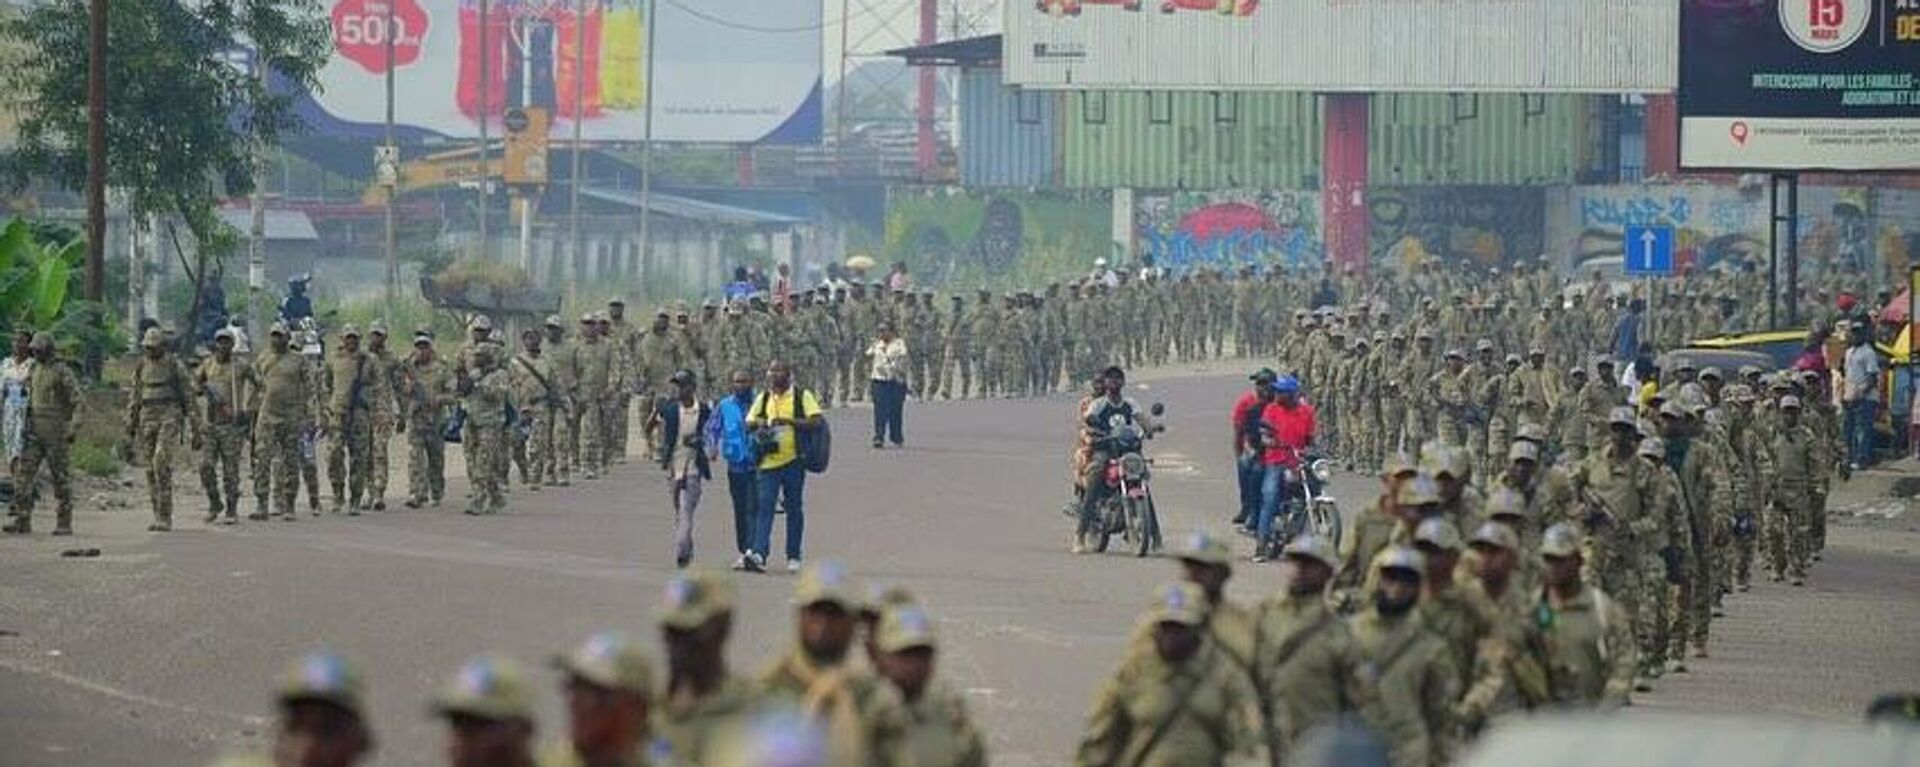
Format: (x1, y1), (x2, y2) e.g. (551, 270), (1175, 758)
(2, 330), (31, 475)
(713, 370), (760, 569)
(745, 360), (823, 573)
(867, 323), (909, 449)
(194, 328), (258, 524)
(1841, 321), (1881, 471)
(652, 369), (713, 569)
(5, 333), (79, 535)
(402, 333), (455, 509)
(129, 327), (198, 532)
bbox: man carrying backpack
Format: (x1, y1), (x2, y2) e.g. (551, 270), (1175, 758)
(745, 359), (826, 573)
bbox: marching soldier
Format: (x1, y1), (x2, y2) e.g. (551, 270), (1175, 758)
(251, 323), (313, 521)
(1251, 535), (1357, 756)
(128, 327), (198, 532)
(5, 333), (81, 536)
(539, 631), (657, 767)
(461, 344), (513, 515)
(1528, 523), (1637, 709)
(195, 327), (258, 524)
(1348, 547), (1459, 767)
(542, 316), (579, 487)
(431, 655), (540, 767)
(323, 326), (375, 514)
(872, 603), (990, 767)
(403, 333), (456, 509)
(656, 568), (763, 764)
(363, 323), (403, 510)
(511, 329), (561, 491)
(576, 313), (617, 478)
(759, 561), (909, 767)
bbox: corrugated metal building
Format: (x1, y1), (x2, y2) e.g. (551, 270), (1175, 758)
(960, 68), (1057, 188)
(1062, 90), (1322, 190)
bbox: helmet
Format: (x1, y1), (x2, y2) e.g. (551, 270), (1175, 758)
(1271, 375), (1300, 395)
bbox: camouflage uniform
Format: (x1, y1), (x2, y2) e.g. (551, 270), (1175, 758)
(128, 330), (198, 531)
(575, 321), (617, 478)
(402, 343), (456, 507)
(195, 344), (258, 523)
(323, 330), (375, 513)
(462, 346), (513, 514)
(509, 345), (561, 489)
(363, 331), (404, 509)
(252, 332), (314, 519)
(6, 336), (81, 534)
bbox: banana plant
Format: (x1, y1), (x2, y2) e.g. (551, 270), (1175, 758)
(0, 218), (81, 329)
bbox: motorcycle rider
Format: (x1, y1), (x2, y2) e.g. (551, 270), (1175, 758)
(1253, 375), (1317, 563)
(1072, 366), (1160, 554)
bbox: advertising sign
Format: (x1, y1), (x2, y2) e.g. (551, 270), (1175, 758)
(1679, 0), (1920, 171)
(1005, 0), (1676, 94)
(306, 0), (822, 145)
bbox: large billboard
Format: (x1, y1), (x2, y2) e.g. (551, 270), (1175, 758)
(304, 0), (822, 144)
(1005, 0), (1675, 94)
(1679, 0), (1920, 171)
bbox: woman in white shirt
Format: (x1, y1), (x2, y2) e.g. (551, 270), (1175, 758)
(1, 330), (34, 473)
(866, 323), (910, 449)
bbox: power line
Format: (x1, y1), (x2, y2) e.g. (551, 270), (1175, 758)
(657, 0), (860, 33)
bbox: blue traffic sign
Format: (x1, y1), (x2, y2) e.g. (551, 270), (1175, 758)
(1624, 225), (1674, 276)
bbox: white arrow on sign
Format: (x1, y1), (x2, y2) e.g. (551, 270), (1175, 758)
(1639, 229), (1659, 271)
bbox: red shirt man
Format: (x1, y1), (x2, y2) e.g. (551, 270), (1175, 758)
(1260, 379), (1316, 469)
(1232, 369), (1278, 455)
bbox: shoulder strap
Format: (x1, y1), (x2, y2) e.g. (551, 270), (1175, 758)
(1370, 622), (1426, 681)
(515, 355), (555, 395)
(1126, 656), (1209, 767)
(1268, 611), (1340, 672)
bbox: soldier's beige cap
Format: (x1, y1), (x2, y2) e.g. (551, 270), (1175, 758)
(1516, 422), (1548, 443)
(608, 297), (626, 306)
(1371, 546), (1426, 579)
(1145, 582), (1208, 627)
(1474, 338), (1495, 351)
(1267, 535), (1329, 571)
(1673, 359), (1698, 371)
(1799, 369), (1824, 382)
(274, 651), (367, 720)
(1638, 436), (1666, 459)
(431, 654), (535, 722)
(1569, 366), (1587, 377)
(1508, 440), (1540, 463)
(213, 327), (235, 342)
(339, 325), (362, 339)
(1504, 353), (1523, 365)
(29, 332), (53, 351)
(859, 581), (915, 618)
(792, 561), (861, 612)
(1395, 474), (1441, 506)
(413, 334), (434, 347)
(1485, 488), (1531, 522)
(874, 603), (937, 653)
(1468, 522), (1519, 552)
(1539, 523), (1583, 558)
(1414, 518), (1462, 551)
(1176, 530), (1234, 568)
(1657, 400), (1689, 419)
(1372, 330), (1387, 342)
(1725, 384), (1754, 403)
(368, 322), (388, 337)
(552, 631), (654, 698)
(468, 315), (493, 331)
(1609, 406), (1637, 426)
(545, 314), (565, 327)
(1444, 347), (1467, 360)
(1382, 452), (1418, 479)
(579, 312), (596, 324)
(1780, 394), (1803, 410)
(1415, 329), (1434, 340)
(141, 327), (167, 348)
(268, 322), (289, 336)
(1700, 366), (1724, 381)
(1738, 364), (1763, 378)
(658, 568), (734, 630)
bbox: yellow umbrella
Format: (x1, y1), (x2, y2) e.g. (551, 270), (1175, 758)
(845, 255), (876, 271)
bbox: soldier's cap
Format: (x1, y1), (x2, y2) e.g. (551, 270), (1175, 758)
(1539, 523), (1583, 558)
(431, 654), (536, 722)
(1352, 338), (1370, 349)
(339, 324), (363, 340)
(1390, 330), (1407, 341)
(544, 314), (565, 328)
(1657, 400), (1689, 420)
(652, 306), (670, 317)
(551, 631), (654, 697)
(1509, 440), (1541, 463)
(1595, 356), (1616, 368)
(1780, 394), (1803, 410)
(875, 604), (938, 653)
(1738, 364), (1763, 378)
(1372, 330), (1387, 342)
(1421, 298), (1436, 307)
(268, 322), (289, 337)
(1293, 309), (1309, 318)
(1444, 347), (1466, 360)
(212, 327), (235, 342)
(1418, 447), (1464, 479)
(950, 295), (962, 302)
(413, 334), (434, 348)
(1768, 374), (1794, 391)
(141, 327), (167, 348)
(275, 651), (367, 720)
(1649, 388), (1669, 404)
(1799, 369), (1823, 382)
(860, 581), (916, 617)
(703, 298), (718, 309)
(29, 332), (54, 351)
(1145, 582), (1208, 627)
(1414, 518), (1463, 551)
(1485, 488), (1531, 521)
(659, 568), (735, 630)
(1395, 474), (1442, 506)
(1609, 406), (1637, 426)
(608, 297), (626, 306)
(1637, 436), (1666, 459)
(792, 561), (860, 612)
(1569, 366), (1588, 377)
(595, 312), (613, 324)
(1515, 422), (1548, 443)
(1725, 384), (1754, 403)
(1371, 546), (1426, 579)
(1382, 452), (1418, 479)
(1504, 353), (1523, 365)
(1281, 534), (1339, 570)
(1674, 359), (1698, 372)
(1700, 366), (1724, 381)
(579, 312), (596, 324)
(469, 315), (493, 332)
(1468, 522), (1520, 552)
(1474, 338), (1495, 352)
(367, 322), (389, 337)
(1176, 530), (1234, 568)
(1415, 329), (1434, 340)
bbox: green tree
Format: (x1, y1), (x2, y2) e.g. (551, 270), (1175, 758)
(2, 0), (331, 344)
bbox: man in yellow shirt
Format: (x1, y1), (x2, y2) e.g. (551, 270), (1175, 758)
(746, 360), (824, 574)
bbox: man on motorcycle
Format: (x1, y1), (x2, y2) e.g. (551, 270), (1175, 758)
(1231, 369), (1279, 531)
(1253, 375), (1316, 563)
(1073, 366), (1160, 554)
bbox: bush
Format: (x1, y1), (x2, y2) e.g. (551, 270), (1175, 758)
(70, 441), (121, 478)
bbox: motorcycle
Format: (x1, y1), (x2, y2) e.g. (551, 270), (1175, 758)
(1089, 403), (1166, 557)
(1258, 442), (1344, 555)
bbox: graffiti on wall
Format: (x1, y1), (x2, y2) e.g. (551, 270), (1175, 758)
(1366, 186), (1545, 272)
(881, 189), (1110, 287)
(1134, 190), (1323, 271)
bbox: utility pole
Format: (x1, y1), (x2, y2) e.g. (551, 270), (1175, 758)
(636, 0), (657, 286)
(249, 57), (269, 346)
(383, 0), (398, 319)
(84, 0), (107, 300)
(569, 0), (585, 299)
(477, 0), (491, 260)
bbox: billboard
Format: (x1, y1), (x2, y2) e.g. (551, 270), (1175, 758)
(1679, 0), (1920, 171)
(1005, 0), (1676, 94)
(305, 0), (822, 144)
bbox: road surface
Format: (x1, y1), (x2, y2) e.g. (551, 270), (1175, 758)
(1, 370), (1916, 766)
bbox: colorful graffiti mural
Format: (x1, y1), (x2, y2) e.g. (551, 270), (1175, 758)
(880, 189), (1110, 287)
(1368, 187), (1545, 272)
(1133, 190), (1323, 271)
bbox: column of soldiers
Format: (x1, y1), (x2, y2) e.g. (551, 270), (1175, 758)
(213, 562), (987, 767)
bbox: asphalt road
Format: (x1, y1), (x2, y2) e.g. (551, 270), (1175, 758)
(2, 369), (1917, 767)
